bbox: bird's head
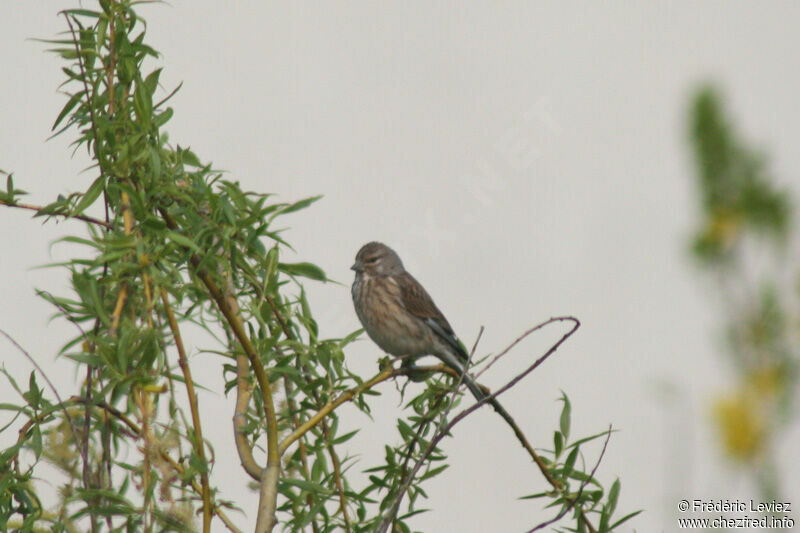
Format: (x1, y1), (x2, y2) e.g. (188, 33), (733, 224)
(351, 242), (404, 276)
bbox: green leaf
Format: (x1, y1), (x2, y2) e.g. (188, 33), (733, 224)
(134, 76), (153, 128)
(519, 491), (550, 500)
(277, 195), (322, 216)
(0, 367), (24, 396)
(278, 262), (327, 282)
(166, 231), (202, 253)
(264, 245), (279, 285)
(567, 429), (617, 450)
(63, 8), (102, 18)
(144, 67), (162, 95)
(280, 477), (331, 495)
(332, 429), (359, 445)
(604, 478), (620, 522)
(553, 431), (563, 458)
(153, 107), (173, 128)
(340, 328), (363, 347)
(73, 176), (105, 215)
(608, 509), (643, 530)
(188, 452), (209, 474)
(177, 146), (202, 167)
(25, 372), (41, 410)
(317, 343), (330, 371)
(420, 464), (449, 481)
(563, 446), (579, 477)
(52, 91), (84, 131)
(31, 425), (43, 460)
(559, 392), (571, 441)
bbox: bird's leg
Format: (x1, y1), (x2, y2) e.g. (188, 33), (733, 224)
(400, 356), (429, 382)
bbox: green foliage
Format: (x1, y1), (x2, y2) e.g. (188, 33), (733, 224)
(0, 2), (632, 532)
(687, 87), (798, 499)
(689, 87), (790, 262)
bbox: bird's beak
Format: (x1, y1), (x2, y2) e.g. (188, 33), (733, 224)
(351, 260), (362, 272)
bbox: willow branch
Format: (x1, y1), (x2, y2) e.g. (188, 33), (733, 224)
(279, 365), (392, 455)
(0, 199), (114, 228)
(210, 256), (265, 483)
(157, 207), (280, 533)
(160, 288), (212, 532)
(233, 353), (262, 480)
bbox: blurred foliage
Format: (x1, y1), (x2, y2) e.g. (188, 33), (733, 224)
(0, 2), (633, 532)
(689, 88), (790, 261)
(687, 87), (797, 497)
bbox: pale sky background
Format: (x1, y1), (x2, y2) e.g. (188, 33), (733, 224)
(2, 2), (800, 532)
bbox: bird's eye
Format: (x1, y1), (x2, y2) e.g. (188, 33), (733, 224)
(365, 256), (378, 264)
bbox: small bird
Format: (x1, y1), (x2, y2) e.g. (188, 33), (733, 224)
(351, 241), (487, 402)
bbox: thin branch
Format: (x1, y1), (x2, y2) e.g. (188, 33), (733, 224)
(61, 12), (102, 164)
(109, 192), (133, 336)
(0, 199), (113, 228)
(321, 421), (352, 533)
(160, 288), (212, 532)
(276, 362), (468, 457)
(214, 259), (266, 482)
(279, 366), (395, 455)
(0, 329), (80, 451)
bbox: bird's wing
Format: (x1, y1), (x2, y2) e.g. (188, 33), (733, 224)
(397, 272), (469, 362)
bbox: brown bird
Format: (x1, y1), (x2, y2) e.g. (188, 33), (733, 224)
(351, 241), (486, 401)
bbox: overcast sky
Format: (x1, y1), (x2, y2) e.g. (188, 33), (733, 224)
(2, 2), (800, 531)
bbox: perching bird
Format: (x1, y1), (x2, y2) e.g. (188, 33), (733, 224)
(350, 241), (488, 402)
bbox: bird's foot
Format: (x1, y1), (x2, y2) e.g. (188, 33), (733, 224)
(400, 357), (430, 382)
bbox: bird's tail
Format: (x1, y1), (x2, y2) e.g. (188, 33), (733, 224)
(462, 374), (488, 403)
(441, 352), (519, 433)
